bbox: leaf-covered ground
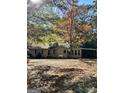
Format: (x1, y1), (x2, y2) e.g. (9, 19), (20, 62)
(27, 59), (97, 93)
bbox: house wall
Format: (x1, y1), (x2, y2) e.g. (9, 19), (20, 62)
(67, 48), (82, 58)
(56, 47), (68, 58)
(42, 49), (48, 58)
(51, 49), (58, 58)
(28, 49), (48, 58)
(81, 49), (97, 58)
(28, 49), (36, 58)
(35, 49), (42, 58)
(28, 48), (96, 59)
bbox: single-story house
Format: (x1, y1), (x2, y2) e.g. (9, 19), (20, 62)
(27, 43), (97, 59)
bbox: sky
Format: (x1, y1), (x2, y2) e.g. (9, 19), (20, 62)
(78, 0), (94, 5)
(28, 0), (95, 18)
(29, 0), (94, 5)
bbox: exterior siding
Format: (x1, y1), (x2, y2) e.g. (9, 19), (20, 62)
(57, 47), (68, 58)
(68, 48), (82, 58)
(28, 47), (96, 59)
(42, 49), (48, 58)
(28, 49), (36, 58)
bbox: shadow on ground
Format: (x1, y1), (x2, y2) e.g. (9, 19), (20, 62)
(28, 64), (97, 93)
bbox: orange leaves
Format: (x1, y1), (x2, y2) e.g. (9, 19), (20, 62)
(52, 3), (91, 44)
(64, 7), (78, 18)
(56, 19), (71, 31)
(78, 24), (92, 32)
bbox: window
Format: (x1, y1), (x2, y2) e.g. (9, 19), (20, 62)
(64, 50), (66, 54)
(48, 50), (50, 55)
(71, 50), (73, 55)
(78, 50), (80, 55)
(75, 50), (77, 55)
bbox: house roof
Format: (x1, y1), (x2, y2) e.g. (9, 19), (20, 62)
(27, 42), (97, 51)
(51, 42), (70, 48)
(28, 44), (50, 49)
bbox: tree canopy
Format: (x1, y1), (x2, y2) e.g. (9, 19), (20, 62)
(27, 0), (97, 48)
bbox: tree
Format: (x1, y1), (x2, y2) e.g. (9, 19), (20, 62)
(27, 0), (97, 49)
(27, 1), (64, 46)
(53, 0), (96, 47)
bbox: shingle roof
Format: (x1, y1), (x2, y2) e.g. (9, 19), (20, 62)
(28, 44), (50, 49)
(28, 42), (70, 49)
(52, 42), (70, 48)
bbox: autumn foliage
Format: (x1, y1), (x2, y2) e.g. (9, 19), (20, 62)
(27, 0), (97, 47)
